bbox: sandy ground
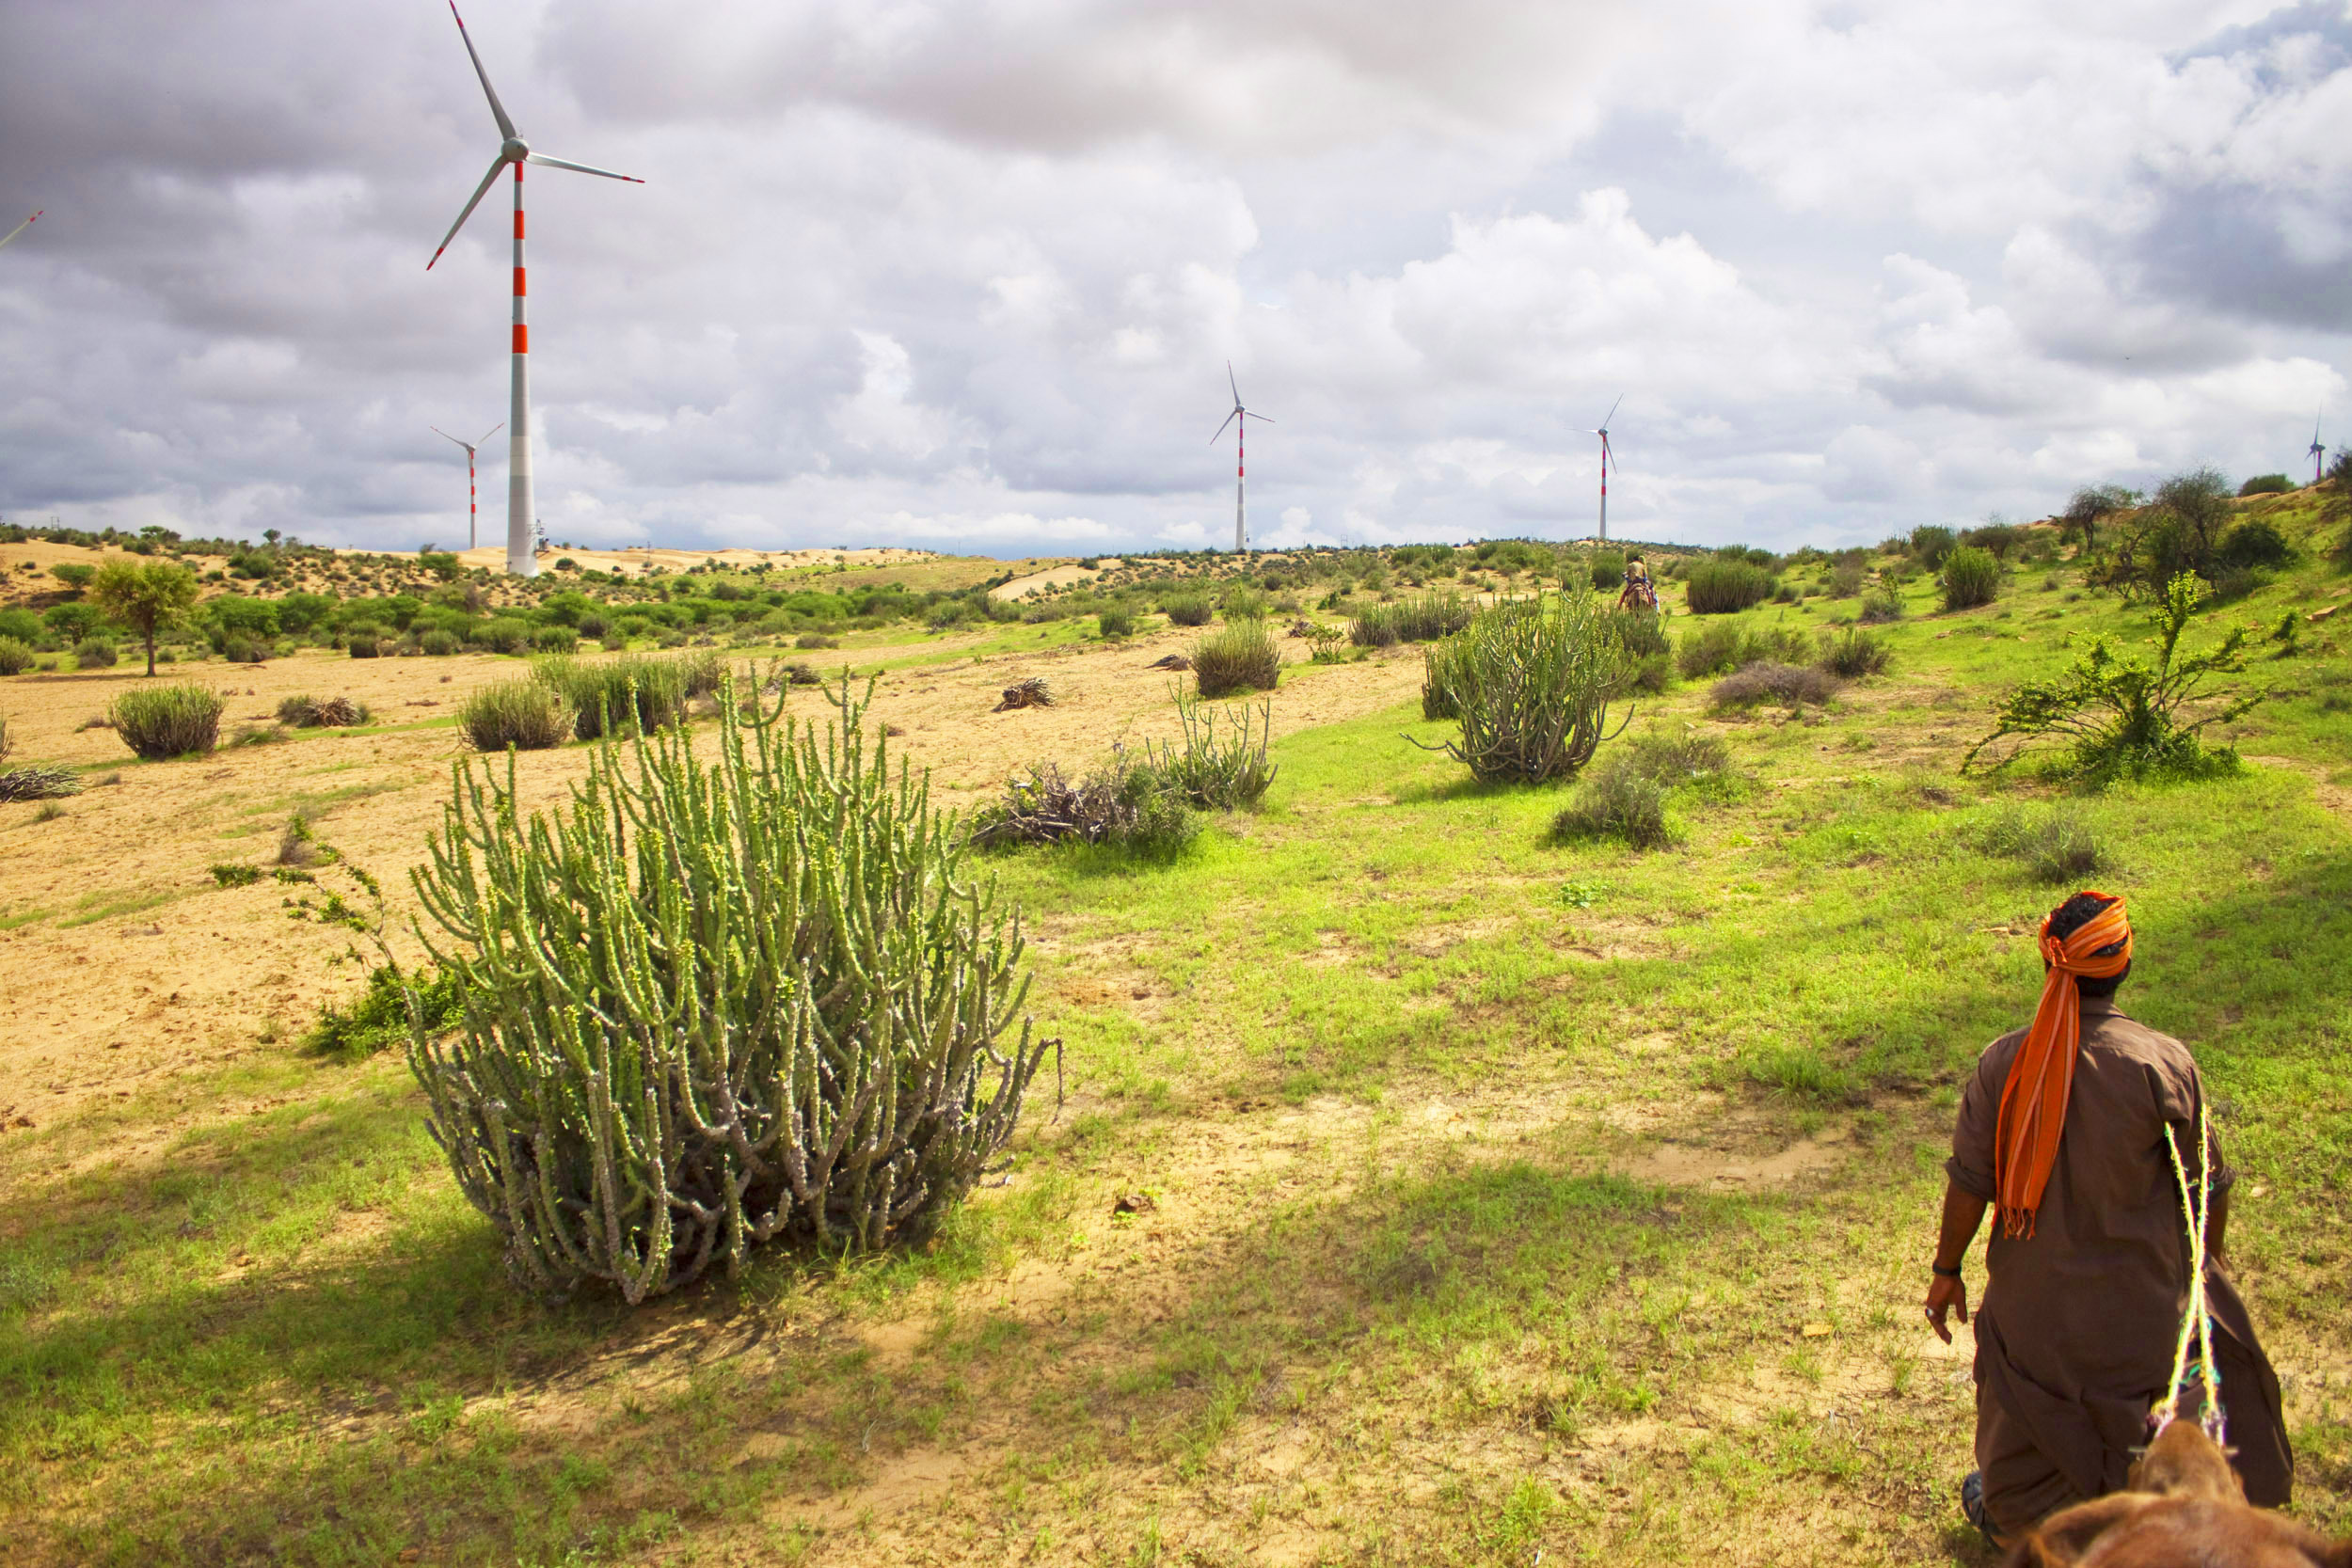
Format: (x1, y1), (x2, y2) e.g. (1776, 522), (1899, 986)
(438, 544), (938, 578)
(0, 626), (1421, 1134)
(988, 560), (1119, 599)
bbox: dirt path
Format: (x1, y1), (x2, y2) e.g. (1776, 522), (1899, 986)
(0, 631), (1422, 1132)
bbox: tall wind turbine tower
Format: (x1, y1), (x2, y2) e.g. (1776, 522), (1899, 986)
(1585, 395), (1621, 543)
(0, 211), (40, 252)
(2312, 415), (2328, 486)
(431, 422), (503, 551)
(428, 4), (640, 578)
(1212, 365), (1271, 553)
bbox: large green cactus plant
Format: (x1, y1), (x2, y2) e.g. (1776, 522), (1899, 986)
(406, 674), (1043, 1301)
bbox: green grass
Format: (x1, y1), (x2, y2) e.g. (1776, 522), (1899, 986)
(4, 529), (2348, 1563)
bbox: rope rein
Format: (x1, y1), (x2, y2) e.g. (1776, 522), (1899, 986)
(2154, 1100), (2223, 1443)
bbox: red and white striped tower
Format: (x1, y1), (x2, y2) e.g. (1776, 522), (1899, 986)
(428, 3), (639, 576)
(506, 162), (533, 576)
(1586, 395), (1622, 543)
(1213, 363), (1271, 555)
(431, 420), (501, 551)
(1236, 410), (1246, 553)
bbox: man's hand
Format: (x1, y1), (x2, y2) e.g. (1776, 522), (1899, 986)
(1926, 1273), (1969, 1345)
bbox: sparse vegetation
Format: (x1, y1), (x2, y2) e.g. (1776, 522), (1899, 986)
(305, 963), (469, 1062)
(409, 681), (1049, 1298)
(0, 638), (31, 676)
(107, 682), (225, 758)
(972, 753), (1200, 855)
(1977, 804), (2106, 882)
(1858, 584), (1905, 624)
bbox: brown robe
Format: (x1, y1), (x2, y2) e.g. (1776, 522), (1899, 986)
(1947, 995), (2292, 1536)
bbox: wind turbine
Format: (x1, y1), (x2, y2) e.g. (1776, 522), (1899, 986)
(427, 3), (641, 578)
(2312, 414), (2327, 486)
(430, 421), (503, 551)
(0, 211), (40, 252)
(1211, 364), (1271, 553)
(1585, 395), (1621, 543)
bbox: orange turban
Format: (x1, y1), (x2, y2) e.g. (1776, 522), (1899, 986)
(1994, 893), (2135, 1238)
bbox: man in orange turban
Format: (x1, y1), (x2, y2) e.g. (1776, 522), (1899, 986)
(1922, 892), (2291, 1544)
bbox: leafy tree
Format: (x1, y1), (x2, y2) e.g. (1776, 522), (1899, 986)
(88, 560), (199, 676)
(2061, 483), (2137, 557)
(1964, 572), (2261, 783)
(43, 601), (104, 641)
(51, 562), (95, 592)
(1908, 525), (1957, 568)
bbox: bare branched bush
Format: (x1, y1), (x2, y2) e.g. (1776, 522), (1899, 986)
(970, 752), (1199, 855)
(1709, 662), (1843, 710)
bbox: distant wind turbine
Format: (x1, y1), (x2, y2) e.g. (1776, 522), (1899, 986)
(430, 422), (503, 551)
(1211, 364), (1271, 553)
(427, 3), (641, 578)
(2312, 413), (2327, 486)
(1585, 395), (1622, 542)
(0, 211), (40, 252)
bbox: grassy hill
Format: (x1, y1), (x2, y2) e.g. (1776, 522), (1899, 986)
(0, 490), (2346, 1564)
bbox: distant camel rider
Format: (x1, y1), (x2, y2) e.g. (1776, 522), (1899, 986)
(1924, 891), (2291, 1547)
(1616, 555), (1656, 611)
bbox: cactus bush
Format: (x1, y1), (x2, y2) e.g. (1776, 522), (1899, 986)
(1418, 594), (1631, 784)
(406, 676), (1047, 1300)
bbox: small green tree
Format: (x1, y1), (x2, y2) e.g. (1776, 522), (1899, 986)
(88, 560), (199, 676)
(51, 562), (95, 592)
(2061, 483), (2137, 558)
(1964, 573), (2262, 782)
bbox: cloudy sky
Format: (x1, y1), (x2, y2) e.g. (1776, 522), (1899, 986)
(1, 0), (2346, 557)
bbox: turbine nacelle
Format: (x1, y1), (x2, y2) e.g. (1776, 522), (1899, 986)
(501, 136), (531, 164)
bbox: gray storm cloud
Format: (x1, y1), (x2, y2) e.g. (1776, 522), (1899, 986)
(0, 0), (2344, 555)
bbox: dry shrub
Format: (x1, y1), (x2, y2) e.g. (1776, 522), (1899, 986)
(532, 656), (688, 739)
(278, 694), (372, 728)
(1710, 662), (1842, 710)
(993, 676), (1054, 711)
(970, 755), (1199, 855)
(1162, 594), (1212, 627)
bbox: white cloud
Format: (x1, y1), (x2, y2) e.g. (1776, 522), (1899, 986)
(0, 0), (2345, 554)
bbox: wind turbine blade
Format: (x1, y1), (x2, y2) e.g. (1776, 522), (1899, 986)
(431, 425), (470, 451)
(0, 211), (38, 251)
(1228, 361), (1241, 405)
(428, 155), (509, 269)
(524, 151), (644, 184)
(1212, 409), (1238, 444)
(448, 3), (517, 142)
(1247, 413), (1274, 425)
(1601, 393), (1623, 428)
(478, 421), (504, 445)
